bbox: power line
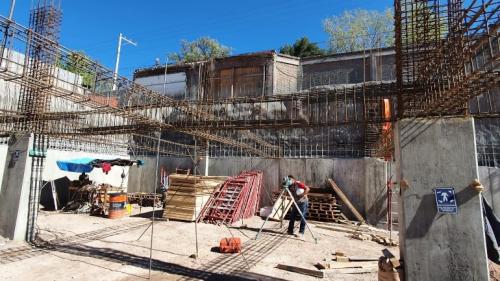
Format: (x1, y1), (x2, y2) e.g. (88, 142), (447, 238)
(72, 1), (393, 51)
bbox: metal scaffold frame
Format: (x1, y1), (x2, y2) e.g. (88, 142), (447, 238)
(0, 0), (497, 162)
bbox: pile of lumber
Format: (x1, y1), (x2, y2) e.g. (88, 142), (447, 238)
(277, 251), (379, 278)
(198, 171), (263, 225)
(127, 192), (162, 207)
(269, 177), (367, 224)
(316, 251), (380, 274)
(313, 221), (399, 247)
(307, 193), (343, 222)
(352, 233), (399, 246)
(277, 249), (402, 279)
(162, 174), (226, 222)
(275, 192), (344, 223)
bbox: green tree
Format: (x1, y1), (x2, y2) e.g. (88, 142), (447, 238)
(169, 37), (231, 63)
(279, 37), (325, 58)
(59, 51), (96, 89)
(323, 8), (394, 53)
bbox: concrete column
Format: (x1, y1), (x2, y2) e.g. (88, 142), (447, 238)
(0, 134), (33, 240)
(395, 117), (489, 281)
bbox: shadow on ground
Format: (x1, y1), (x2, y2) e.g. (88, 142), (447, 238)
(0, 220), (290, 280)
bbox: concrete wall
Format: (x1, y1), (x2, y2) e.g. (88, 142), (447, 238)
(395, 117), (489, 281)
(0, 144), (8, 195)
(127, 156), (194, 193)
(0, 138), (131, 241)
(128, 156), (388, 225)
(479, 166), (500, 217)
(0, 135), (33, 240)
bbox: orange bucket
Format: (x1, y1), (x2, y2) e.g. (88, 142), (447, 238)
(108, 193), (127, 219)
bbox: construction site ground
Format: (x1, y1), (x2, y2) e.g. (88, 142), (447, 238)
(1, 206), (399, 281)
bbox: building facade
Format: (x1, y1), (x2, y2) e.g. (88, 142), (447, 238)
(134, 49), (396, 99)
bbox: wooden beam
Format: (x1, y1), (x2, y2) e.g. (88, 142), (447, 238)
(316, 261), (377, 270)
(325, 267), (378, 274)
(314, 225), (360, 235)
(331, 256), (379, 262)
(327, 179), (365, 224)
(276, 264), (324, 278)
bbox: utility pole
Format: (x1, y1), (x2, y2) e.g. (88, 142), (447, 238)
(8, 0), (16, 21)
(112, 33), (137, 91)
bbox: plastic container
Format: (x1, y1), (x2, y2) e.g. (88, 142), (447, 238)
(259, 206), (273, 217)
(108, 193), (127, 219)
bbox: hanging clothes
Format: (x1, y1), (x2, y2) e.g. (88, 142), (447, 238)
(483, 195), (500, 264)
(101, 162), (112, 174)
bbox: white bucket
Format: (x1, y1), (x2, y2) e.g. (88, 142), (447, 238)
(259, 206), (273, 217)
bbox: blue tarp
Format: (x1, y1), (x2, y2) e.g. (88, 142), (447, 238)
(56, 158), (144, 173)
(56, 158), (95, 173)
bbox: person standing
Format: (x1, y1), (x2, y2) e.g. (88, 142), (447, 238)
(286, 175), (310, 239)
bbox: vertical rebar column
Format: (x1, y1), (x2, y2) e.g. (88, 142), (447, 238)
(19, 0), (62, 242)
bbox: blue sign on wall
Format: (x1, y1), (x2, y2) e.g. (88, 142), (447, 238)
(434, 187), (458, 214)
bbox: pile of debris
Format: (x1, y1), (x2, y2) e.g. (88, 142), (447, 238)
(63, 184), (96, 213)
(162, 174), (226, 222)
(63, 183), (124, 216)
(198, 171), (263, 225)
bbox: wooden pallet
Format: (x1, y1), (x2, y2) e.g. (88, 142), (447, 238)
(274, 192), (345, 223)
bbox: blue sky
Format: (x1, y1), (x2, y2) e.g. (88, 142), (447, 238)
(1, 0), (393, 78)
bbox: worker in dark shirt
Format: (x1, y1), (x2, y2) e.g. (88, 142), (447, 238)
(285, 175), (310, 239)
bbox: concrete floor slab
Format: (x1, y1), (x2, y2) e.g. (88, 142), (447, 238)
(0, 208), (396, 281)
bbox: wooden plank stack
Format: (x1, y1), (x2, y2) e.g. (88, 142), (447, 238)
(276, 191), (344, 223)
(127, 192), (162, 207)
(162, 174), (226, 222)
(307, 193), (342, 222)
